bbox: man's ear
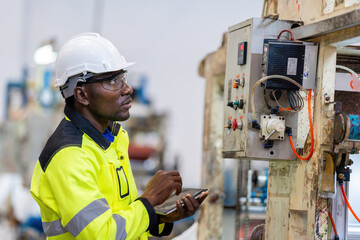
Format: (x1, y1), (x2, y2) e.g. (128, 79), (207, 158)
(74, 86), (89, 106)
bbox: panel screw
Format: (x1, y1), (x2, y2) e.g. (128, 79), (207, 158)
(324, 93), (330, 102)
(338, 173), (345, 180)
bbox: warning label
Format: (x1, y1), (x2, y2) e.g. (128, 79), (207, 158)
(287, 58), (298, 76)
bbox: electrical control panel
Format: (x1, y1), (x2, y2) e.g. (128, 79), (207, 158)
(222, 18), (317, 160)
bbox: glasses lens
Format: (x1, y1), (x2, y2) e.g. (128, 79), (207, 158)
(102, 71), (127, 91)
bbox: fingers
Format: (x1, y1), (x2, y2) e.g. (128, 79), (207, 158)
(172, 182), (182, 196)
(171, 175), (182, 182)
(182, 196), (194, 213)
(159, 170), (180, 178)
(160, 170), (182, 196)
(197, 191), (209, 205)
(175, 189), (181, 195)
(157, 170), (182, 183)
(163, 171), (182, 195)
(166, 171), (182, 183)
(167, 170), (180, 176)
(181, 194), (200, 216)
(176, 200), (185, 215)
(169, 191), (210, 222)
(186, 194), (200, 210)
(143, 170), (183, 206)
(167, 171), (182, 189)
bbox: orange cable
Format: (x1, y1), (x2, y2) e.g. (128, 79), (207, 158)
(328, 211), (338, 236)
(340, 184), (360, 223)
(288, 89), (314, 161)
(279, 107), (301, 111)
(279, 107), (293, 111)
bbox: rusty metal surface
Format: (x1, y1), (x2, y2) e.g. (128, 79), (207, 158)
(337, 54), (360, 72)
(292, 9), (360, 40)
(335, 91), (360, 114)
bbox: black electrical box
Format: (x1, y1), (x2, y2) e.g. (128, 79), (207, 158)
(262, 39), (305, 90)
(237, 42), (247, 65)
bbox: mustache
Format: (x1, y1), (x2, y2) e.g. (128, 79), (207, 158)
(121, 96), (132, 105)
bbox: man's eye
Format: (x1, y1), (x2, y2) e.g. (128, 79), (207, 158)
(109, 79), (117, 85)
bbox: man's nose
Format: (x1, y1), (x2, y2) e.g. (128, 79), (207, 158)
(121, 82), (133, 95)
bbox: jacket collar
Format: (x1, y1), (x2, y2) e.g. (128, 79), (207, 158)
(64, 105), (111, 150)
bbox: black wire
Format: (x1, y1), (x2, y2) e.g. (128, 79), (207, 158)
(263, 88), (272, 109)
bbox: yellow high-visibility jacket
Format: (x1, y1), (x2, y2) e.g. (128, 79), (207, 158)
(30, 105), (172, 239)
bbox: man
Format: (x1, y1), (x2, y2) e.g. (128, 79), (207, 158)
(30, 33), (208, 239)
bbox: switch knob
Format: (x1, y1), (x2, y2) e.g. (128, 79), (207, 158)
(227, 101), (234, 108)
(232, 118), (238, 131)
(240, 77), (245, 87)
(233, 100), (240, 108)
(229, 118), (243, 131)
(239, 98), (245, 109)
(237, 118), (243, 130)
(233, 79), (240, 88)
(232, 78), (245, 88)
(224, 118), (232, 129)
(227, 99), (245, 110)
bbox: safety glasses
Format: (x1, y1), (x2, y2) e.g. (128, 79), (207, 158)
(79, 70), (128, 91)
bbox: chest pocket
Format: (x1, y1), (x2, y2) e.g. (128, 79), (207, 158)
(116, 166), (129, 199)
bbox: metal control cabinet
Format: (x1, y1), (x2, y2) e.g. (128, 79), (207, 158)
(222, 18), (301, 160)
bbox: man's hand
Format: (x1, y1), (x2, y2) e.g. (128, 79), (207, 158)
(141, 170), (182, 206)
(159, 191), (209, 223)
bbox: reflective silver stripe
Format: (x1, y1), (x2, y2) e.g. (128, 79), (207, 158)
(42, 219), (67, 236)
(65, 198), (110, 237)
(113, 214), (127, 240)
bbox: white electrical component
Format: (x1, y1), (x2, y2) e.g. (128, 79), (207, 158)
(260, 115), (286, 141)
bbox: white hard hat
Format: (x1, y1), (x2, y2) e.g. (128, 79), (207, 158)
(54, 32), (135, 97)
